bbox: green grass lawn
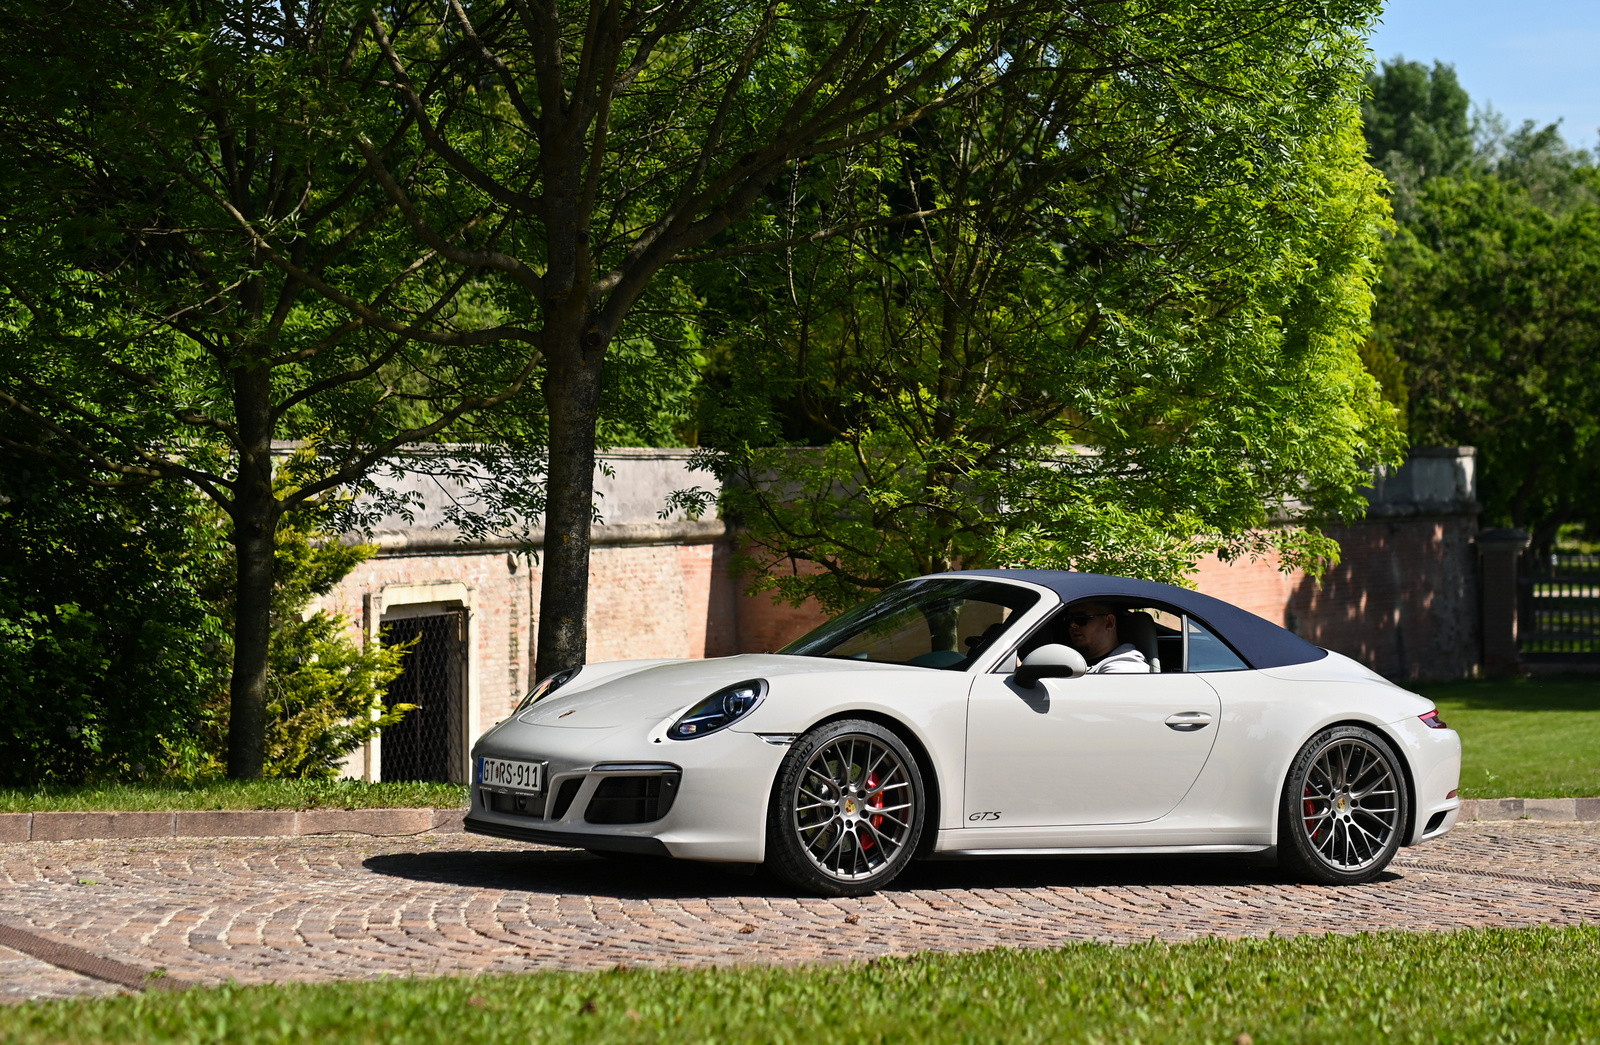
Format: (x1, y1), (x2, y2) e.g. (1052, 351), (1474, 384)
(3, 928), (1598, 1044)
(1415, 676), (1600, 799)
(0, 779), (467, 814)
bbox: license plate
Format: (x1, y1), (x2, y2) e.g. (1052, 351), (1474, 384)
(479, 757), (543, 792)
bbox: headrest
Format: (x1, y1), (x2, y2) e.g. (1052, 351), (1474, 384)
(1120, 611), (1161, 672)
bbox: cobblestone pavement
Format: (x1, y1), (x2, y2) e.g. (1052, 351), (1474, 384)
(0, 945), (123, 1005)
(2, 820), (1597, 1003)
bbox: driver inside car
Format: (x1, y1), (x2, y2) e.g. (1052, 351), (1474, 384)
(1064, 602), (1151, 674)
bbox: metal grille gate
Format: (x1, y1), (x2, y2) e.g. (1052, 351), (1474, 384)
(380, 610), (467, 782)
(1519, 554), (1600, 657)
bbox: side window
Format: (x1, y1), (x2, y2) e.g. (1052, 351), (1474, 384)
(1186, 617), (1249, 672)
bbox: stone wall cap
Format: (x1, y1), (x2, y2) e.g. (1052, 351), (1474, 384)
(1476, 528), (1531, 545)
(1365, 500), (1483, 518)
(594, 447), (701, 460)
(372, 518), (728, 555)
(1408, 445), (1477, 458)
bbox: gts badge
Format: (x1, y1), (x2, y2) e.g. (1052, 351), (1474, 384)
(967, 811), (1002, 822)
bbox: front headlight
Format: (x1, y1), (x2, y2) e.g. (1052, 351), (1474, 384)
(668, 679), (768, 740)
(516, 667), (580, 711)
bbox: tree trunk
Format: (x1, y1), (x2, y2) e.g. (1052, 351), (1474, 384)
(227, 361), (278, 779)
(535, 336), (605, 680)
(1524, 500), (1573, 574)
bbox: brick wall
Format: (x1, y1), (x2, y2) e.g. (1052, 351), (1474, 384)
(726, 514), (1483, 681)
(318, 447), (1482, 780)
(733, 587), (832, 654)
(1191, 514), (1480, 680)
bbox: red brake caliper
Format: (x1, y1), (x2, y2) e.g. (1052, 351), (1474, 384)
(1303, 787), (1321, 840)
(860, 770), (885, 849)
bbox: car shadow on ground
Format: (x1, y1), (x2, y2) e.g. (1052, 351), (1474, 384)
(362, 847), (1399, 900)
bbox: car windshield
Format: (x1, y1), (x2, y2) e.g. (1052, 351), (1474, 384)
(778, 579), (1039, 670)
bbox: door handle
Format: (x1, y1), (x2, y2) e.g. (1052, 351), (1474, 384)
(1165, 711), (1213, 732)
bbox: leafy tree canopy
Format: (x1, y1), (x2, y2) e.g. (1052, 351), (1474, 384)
(0, 0), (559, 776)
(0, 453), (225, 786)
(1372, 173), (1600, 553)
(1365, 57), (1600, 554)
(686, 5), (1400, 610)
(1363, 58), (1473, 186)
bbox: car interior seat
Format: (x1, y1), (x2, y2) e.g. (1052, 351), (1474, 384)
(1156, 632), (1183, 672)
(1120, 611), (1161, 672)
(960, 620), (1012, 668)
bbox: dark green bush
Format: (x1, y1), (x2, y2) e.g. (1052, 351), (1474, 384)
(0, 459), (224, 785)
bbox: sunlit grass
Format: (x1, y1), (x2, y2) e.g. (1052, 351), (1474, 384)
(3, 928), (1598, 1044)
(0, 778), (466, 813)
(1417, 676), (1600, 798)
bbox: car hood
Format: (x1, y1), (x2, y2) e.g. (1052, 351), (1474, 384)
(513, 653), (916, 729)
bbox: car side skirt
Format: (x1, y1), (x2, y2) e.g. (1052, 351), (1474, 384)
(927, 844), (1272, 859)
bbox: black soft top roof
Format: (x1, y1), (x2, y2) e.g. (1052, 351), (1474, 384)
(946, 569), (1328, 670)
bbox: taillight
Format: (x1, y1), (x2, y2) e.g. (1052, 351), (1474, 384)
(1419, 710), (1447, 729)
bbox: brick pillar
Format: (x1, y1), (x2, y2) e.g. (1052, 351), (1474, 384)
(1476, 528), (1529, 675)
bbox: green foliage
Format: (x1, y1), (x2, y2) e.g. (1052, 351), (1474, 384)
(0, 440), (407, 784)
(260, 533), (409, 780)
(4, 929), (1600, 1043)
(1364, 63), (1600, 550)
(1363, 57), (1473, 193)
(196, 497), (411, 781)
(0, 458), (225, 786)
(0, 0), (556, 773)
(1357, 338), (1410, 430)
(1477, 115), (1600, 215)
(693, 7), (1400, 610)
(1372, 172), (1600, 552)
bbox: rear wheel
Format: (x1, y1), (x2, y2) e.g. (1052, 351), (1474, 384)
(1279, 725), (1409, 884)
(766, 719), (925, 897)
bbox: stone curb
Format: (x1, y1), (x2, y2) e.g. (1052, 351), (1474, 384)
(2, 800), (1594, 842)
(1458, 798), (1600, 822)
(0, 808), (467, 842)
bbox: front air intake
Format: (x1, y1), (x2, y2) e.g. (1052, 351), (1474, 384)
(584, 772), (681, 824)
(548, 778), (584, 821)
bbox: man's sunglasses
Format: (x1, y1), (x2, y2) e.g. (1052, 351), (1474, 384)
(1066, 612), (1112, 627)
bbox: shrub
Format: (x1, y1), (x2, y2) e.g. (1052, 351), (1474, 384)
(195, 483), (413, 781)
(0, 459), (225, 786)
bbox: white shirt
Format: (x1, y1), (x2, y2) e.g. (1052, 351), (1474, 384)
(1087, 642), (1150, 674)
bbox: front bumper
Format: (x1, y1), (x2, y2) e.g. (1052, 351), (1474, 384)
(466, 718), (788, 862)
(463, 816), (672, 856)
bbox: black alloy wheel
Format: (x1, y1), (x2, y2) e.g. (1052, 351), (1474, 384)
(766, 718), (926, 897)
(1279, 724), (1410, 884)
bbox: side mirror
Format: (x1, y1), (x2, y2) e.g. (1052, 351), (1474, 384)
(1015, 644), (1088, 688)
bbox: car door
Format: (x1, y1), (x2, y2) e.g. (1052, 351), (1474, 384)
(962, 669), (1221, 827)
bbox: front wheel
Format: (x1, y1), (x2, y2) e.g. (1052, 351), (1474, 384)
(766, 719), (925, 897)
(1279, 725), (1409, 885)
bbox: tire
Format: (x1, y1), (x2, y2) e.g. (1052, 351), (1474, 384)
(1279, 725), (1410, 885)
(766, 719), (926, 897)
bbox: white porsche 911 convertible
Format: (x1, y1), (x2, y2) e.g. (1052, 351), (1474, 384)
(465, 570), (1462, 896)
